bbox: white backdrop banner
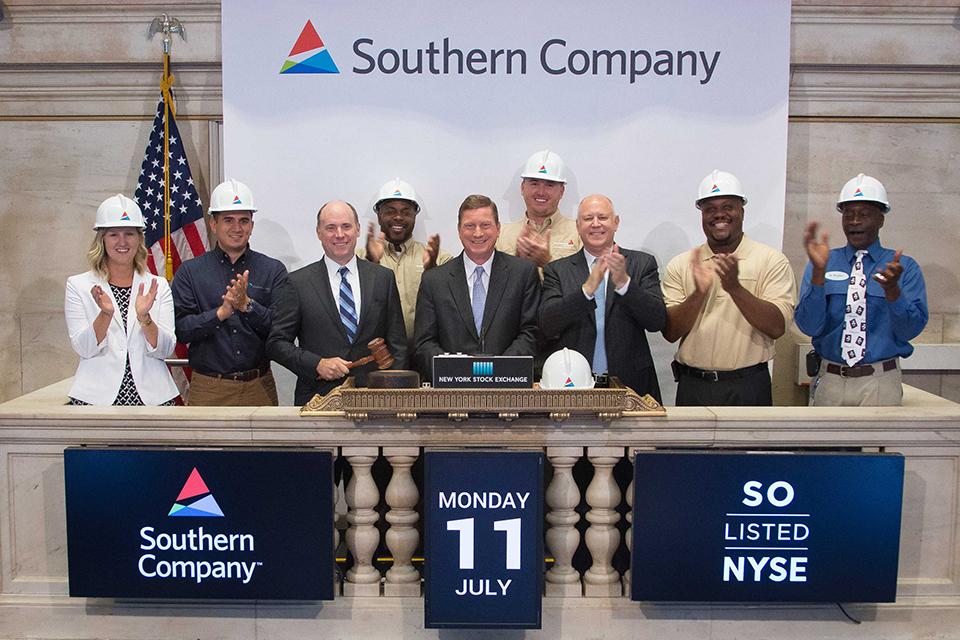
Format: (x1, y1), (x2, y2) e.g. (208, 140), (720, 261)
(222, 0), (791, 402)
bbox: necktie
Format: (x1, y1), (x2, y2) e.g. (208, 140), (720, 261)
(593, 261), (608, 374)
(471, 266), (486, 336)
(842, 250), (867, 366)
(338, 266), (358, 344)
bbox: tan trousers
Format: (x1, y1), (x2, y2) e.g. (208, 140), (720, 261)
(809, 359), (903, 407)
(187, 370), (279, 407)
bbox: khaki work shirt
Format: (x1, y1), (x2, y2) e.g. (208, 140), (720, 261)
(496, 212), (582, 263)
(359, 238), (451, 341)
(662, 235), (796, 371)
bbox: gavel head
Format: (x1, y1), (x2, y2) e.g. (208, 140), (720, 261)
(367, 337), (394, 370)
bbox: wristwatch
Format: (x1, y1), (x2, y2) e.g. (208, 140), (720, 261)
(137, 315), (153, 327)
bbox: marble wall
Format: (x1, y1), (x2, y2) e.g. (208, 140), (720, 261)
(0, 1), (957, 404)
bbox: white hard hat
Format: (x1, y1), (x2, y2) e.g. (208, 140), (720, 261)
(696, 169), (747, 207)
(520, 149), (567, 184)
(374, 178), (420, 212)
(209, 179), (257, 214)
(93, 194), (145, 229)
(540, 348), (596, 389)
(836, 173), (890, 213)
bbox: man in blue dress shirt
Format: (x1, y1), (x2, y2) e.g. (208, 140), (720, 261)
(172, 179), (288, 405)
(796, 174), (928, 406)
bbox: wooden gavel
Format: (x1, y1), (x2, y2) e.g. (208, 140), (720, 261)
(347, 337), (394, 370)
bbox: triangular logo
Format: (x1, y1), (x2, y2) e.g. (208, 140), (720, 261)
(393, 189), (402, 196)
(564, 377), (575, 387)
(538, 164), (548, 173)
(233, 195), (242, 204)
(120, 211), (131, 221)
(169, 467), (224, 517)
(854, 188), (863, 197)
(280, 20), (340, 75)
(710, 184), (720, 193)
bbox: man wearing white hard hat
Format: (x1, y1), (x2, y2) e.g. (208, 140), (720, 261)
(171, 179), (288, 406)
(496, 149), (581, 268)
(359, 178), (451, 345)
(662, 170), (796, 406)
(540, 194), (666, 401)
(796, 174), (928, 406)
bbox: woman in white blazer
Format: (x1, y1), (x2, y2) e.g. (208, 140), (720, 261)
(64, 194), (180, 405)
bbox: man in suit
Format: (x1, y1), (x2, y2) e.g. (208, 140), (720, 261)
(267, 200), (407, 405)
(539, 194), (667, 400)
(413, 194), (540, 383)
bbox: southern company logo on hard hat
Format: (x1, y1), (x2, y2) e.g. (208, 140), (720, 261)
(854, 188), (864, 197)
(564, 377), (575, 387)
(538, 165), (548, 174)
(393, 189), (402, 196)
(233, 195), (242, 205)
(168, 467), (225, 517)
(711, 184), (721, 193)
(280, 20), (340, 74)
(120, 210), (131, 221)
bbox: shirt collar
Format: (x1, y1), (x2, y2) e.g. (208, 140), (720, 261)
(525, 212), (559, 233)
(216, 245), (249, 265)
(843, 238), (883, 262)
(700, 234), (752, 260)
(463, 252), (494, 277)
(325, 253), (359, 275)
(385, 237), (417, 256)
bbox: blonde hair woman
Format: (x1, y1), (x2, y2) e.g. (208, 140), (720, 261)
(63, 194), (180, 405)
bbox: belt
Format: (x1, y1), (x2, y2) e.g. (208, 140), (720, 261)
(195, 364), (270, 382)
(825, 359), (897, 378)
(675, 362), (768, 382)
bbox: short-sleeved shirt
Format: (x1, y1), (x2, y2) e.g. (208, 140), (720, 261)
(662, 235), (797, 371)
(359, 238), (451, 341)
(496, 212), (581, 263)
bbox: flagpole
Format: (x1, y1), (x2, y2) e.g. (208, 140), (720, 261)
(149, 13), (185, 282)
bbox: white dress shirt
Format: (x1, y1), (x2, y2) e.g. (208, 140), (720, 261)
(324, 254), (362, 319)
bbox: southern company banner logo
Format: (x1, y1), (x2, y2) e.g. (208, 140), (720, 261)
(280, 20), (340, 74)
(168, 467), (225, 517)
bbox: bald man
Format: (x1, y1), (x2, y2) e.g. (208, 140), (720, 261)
(539, 194), (666, 400)
(268, 200), (407, 404)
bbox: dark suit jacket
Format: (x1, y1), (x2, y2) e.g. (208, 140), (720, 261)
(267, 257), (408, 405)
(540, 248), (666, 400)
(413, 250), (540, 382)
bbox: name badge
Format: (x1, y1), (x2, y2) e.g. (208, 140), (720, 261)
(825, 271), (848, 281)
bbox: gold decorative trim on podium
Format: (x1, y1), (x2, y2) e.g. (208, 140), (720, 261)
(300, 378), (665, 421)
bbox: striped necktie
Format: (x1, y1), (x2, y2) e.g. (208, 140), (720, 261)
(338, 266), (358, 344)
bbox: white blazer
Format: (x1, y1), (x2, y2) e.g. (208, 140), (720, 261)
(64, 270), (179, 405)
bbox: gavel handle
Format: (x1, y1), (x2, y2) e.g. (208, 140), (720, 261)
(347, 354), (375, 369)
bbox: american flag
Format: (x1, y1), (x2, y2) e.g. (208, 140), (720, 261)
(135, 95), (209, 277)
(134, 94), (209, 399)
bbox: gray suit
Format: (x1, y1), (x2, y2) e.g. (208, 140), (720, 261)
(540, 248), (666, 400)
(413, 251), (540, 382)
(267, 258), (407, 405)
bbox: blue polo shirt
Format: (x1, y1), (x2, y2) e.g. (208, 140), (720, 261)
(795, 239), (927, 364)
(172, 247), (288, 375)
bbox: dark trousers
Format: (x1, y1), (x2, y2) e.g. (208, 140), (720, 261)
(675, 364), (772, 406)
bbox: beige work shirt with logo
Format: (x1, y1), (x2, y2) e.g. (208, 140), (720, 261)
(662, 235), (797, 371)
(496, 212), (582, 263)
(359, 238), (452, 342)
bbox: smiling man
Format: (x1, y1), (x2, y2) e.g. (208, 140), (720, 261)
(539, 194), (666, 399)
(662, 170), (796, 406)
(796, 173), (928, 406)
(267, 200), (407, 404)
(413, 194), (540, 383)
(172, 179), (288, 406)
(359, 178), (450, 345)
(496, 150), (582, 268)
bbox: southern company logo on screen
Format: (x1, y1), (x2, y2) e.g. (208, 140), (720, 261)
(168, 467), (224, 517)
(137, 467), (263, 585)
(279, 20), (722, 84)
